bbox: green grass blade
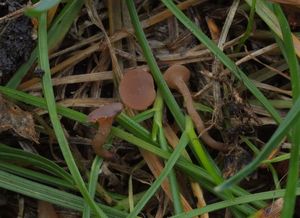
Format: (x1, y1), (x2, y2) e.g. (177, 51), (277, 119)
(130, 108), (155, 123)
(37, 12), (106, 218)
(0, 170), (127, 218)
(244, 0), (281, 38)
(236, 0), (256, 52)
(26, 0), (61, 16)
(83, 156), (103, 218)
(0, 160), (73, 189)
(117, 113), (155, 144)
(273, 4), (300, 217)
(152, 92), (183, 214)
(0, 143), (73, 183)
(0, 85), (87, 123)
(127, 118), (190, 218)
(171, 188), (300, 218)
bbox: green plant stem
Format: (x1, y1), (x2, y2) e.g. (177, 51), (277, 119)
(273, 4), (300, 217)
(243, 138), (280, 189)
(236, 0), (256, 52)
(26, 0), (61, 16)
(171, 187), (300, 218)
(0, 144), (73, 183)
(0, 161), (74, 189)
(83, 156), (103, 218)
(152, 92), (183, 214)
(38, 12), (106, 218)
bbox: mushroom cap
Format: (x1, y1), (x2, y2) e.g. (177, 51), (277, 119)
(164, 65), (191, 89)
(87, 102), (123, 122)
(119, 69), (156, 111)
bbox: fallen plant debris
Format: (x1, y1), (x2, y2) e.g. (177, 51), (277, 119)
(0, 94), (38, 143)
(250, 198), (283, 218)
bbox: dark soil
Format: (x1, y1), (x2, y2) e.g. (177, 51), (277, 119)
(0, 0), (35, 84)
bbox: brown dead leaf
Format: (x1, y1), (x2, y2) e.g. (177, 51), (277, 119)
(0, 94), (38, 143)
(38, 201), (59, 218)
(251, 198), (283, 218)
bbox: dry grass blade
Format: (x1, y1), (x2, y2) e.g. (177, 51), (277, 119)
(164, 125), (207, 218)
(85, 0), (123, 85)
(139, 149), (195, 214)
(247, 0), (300, 57)
(19, 44), (101, 90)
(22, 71), (113, 91)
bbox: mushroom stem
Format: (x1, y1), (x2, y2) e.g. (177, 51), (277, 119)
(87, 102), (123, 159)
(175, 80), (226, 151)
(91, 119), (114, 160)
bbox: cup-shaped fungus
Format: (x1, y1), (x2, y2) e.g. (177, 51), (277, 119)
(119, 69), (156, 110)
(87, 102), (123, 159)
(164, 64), (226, 151)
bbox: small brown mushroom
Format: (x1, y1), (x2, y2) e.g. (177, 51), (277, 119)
(119, 69), (156, 110)
(164, 64), (226, 151)
(87, 102), (123, 159)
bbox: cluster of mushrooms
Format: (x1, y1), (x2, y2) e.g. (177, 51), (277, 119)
(87, 64), (225, 159)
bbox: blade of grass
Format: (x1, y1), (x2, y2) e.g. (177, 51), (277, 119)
(0, 160), (74, 189)
(0, 85), (87, 123)
(236, 0), (256, 52)
(152, 92), (183, 214)
(26, 0), (61, 16)
(171, 187), (300, 218)
(243, 138), (280, 189)
(0, 170), (127, 218)
(6, 0), (84, 88)
(83, 156), (103, 218)
(0, 144), (73, 183)
(127, 117), (191, 218)
(273, 4), (300, 217)
(262, 153), (290, 164)
(37, 12), (106, 218)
